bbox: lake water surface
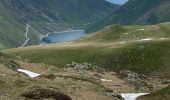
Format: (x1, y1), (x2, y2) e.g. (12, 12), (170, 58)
(42, 30), (85, 43)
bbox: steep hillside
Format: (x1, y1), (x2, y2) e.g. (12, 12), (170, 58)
(107, 0), (170, 24)
(89, 0), (170, 32)
(0, 0), (119, 49)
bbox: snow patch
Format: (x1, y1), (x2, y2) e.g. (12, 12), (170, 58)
(139, 38), (152, 41)
(119, 41), (127, 44)
(121, 93), (148, 100)
(18, 69), (41, 78)
(115, 41), (127, 44)
(137, 29), (145, 31)
(0, 74), (6, 76)
(100, 79), (112, 82)
(160, 38), (169, 40)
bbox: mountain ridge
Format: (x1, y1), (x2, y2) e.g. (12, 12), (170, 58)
(88, 0), (170, 32)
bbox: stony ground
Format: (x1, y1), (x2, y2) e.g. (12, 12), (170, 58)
(0, 58), (135, 100)
(1, 57), (169, 100)
(1, 23), (170, 99)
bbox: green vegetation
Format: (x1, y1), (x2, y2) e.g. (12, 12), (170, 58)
(0, 43), (5, 49)
(1, 0), (170, 99)
(2, 21), (170, 100)
(0, 52), (20, 70)
(0, 0), (118, 49)
(111, 0), (170, 24)
(81, 23), (170, 42)
(5, 22), (170, 99)
(11, 40), (170, 77)
(6, 23), (170, 78)
(0, 52), (115, 100)
(138, 86), (170, 100)
(89, 0), (170, 32)
(0, 52), (115, 99)
(85, 24), (129, 41)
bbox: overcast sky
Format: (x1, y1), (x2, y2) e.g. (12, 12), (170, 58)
(106, 0), (128, 5)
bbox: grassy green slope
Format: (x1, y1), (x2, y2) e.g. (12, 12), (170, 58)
(10, 41), (170, 78)
(108, 0), (169, 24)
(88, 0), (170, 32)
(0, 0), (119, 49)
(81, 23), (170, 42)
(148, 1), (170, 24)
(6, 23), (170, 78)
(3, 22), (170, 100)
(0, 2), (26, 49)
(138, 86), (170, 100)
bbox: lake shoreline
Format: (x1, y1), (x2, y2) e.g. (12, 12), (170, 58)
(41, 30), (85, 44)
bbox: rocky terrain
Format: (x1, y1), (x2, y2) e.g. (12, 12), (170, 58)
(2, 23), (170, 100)
(1, 51), (169, 100)
(0, 52), (132, 100)
(1, 1), (170, 99)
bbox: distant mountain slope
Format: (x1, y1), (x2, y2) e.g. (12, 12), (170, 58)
(5, 0), (118, 26)
(0, 0), (119, 49)
(89, 0), (170, 32)
(106, 0), (170, 24)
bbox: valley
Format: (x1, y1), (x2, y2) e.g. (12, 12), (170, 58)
(0, 0), (119, 49)
(0, 0), (170, 100)
(1, 23), (170, 100)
